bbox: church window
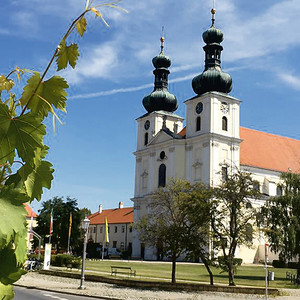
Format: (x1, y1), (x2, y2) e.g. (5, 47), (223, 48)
(276, 185), (283, 196)
(160, 151), (166, 160)
(144, 132), (148, 145)
(222, 116), (228, 131)
(253, 182), (260, 191)
(158, 164), (166, 187)
(221, 166), (228, 182)
(196, 116), (201, 131)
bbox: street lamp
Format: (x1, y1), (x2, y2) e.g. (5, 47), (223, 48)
(79, 216), (90, 290)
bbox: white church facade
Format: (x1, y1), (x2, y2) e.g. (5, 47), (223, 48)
(131, 9), (300, 263)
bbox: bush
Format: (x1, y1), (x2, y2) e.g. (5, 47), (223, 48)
(287, 261), (298, 269)
(272, 260), (287, 268)
(51, 254), (80, 267)
(217, 256), (243, 273)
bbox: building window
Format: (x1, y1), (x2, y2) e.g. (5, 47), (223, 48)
(120, 242), (125, 250)
(129, 226), (133, 233)
(93, 227), (96, 233)
(160, 151), (166, 160)
(122, 226), (125, 233)
(100, 226), (103, 233)
(253, 182), (260, 192)
(158, 164), (166, 187)
(222, 166), (228, 182)
(144, 132), (148, 145)
(222, 116), (228, 131)
(108, 226), (110, 233)
(114, 226), (117, 233)
(113, 241), (117, 248)
(196, 116), (201, 131)
(276, 185), (283, 196)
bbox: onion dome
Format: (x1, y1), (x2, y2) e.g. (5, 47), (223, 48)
(143, 37), (178, 113)
(192, 8), (232, 95)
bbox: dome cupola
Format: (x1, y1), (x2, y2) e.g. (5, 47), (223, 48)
(142, 37), (178, 114)
(192, 8), (232, 95)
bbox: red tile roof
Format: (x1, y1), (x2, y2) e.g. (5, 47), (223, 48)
(240, 127), (300, 173)
(176, 126), (300, 173)
(88, 207), (134, 225)
(24, 203), (37, 218)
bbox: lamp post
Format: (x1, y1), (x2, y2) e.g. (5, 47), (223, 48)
(79, 216), (90, 290)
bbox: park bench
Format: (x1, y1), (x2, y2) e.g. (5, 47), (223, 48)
(286, 271), (299, 285)
(111, 266), (136, 277)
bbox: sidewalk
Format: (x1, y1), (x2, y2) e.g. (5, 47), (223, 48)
(15, 269), (300, 299)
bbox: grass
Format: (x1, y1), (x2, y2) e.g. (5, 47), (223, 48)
(83, 260), (299, 288)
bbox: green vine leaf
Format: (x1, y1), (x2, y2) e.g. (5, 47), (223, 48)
(20, 73), (68, 118)
(0, 281), (14, 300)
(0, 186), (28, 250)
(56, 40), (80, 70)
(76, 16), (87, 37)
(0, 75), (14, 93)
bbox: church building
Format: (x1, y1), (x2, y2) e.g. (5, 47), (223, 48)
(131, 9), (300, 262)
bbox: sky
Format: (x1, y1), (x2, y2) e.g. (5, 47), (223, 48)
(1, 0), (300, 214)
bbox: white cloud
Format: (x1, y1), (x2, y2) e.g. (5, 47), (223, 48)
(278, 73), (300, 90)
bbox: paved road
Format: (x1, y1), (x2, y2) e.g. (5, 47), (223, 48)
(14, 286), (107, 300)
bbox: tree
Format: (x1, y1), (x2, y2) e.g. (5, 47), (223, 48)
(261, 172), (300, 276)
(35, 196), (85, 251)
(210, 171), (260, 286)
(0, 1), (126, 298)
(181, 182), (214, 285)
(136, 179), (212, 284)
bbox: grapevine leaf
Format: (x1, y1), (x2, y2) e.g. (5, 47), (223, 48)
(0, 75), (14, 92)
(0, 282), (14, 300)
(20, 73), (68, 118)
(0, 245), (26, 285)
(9, 113), (45, 164)
(56, 40), (80, 70)
(0, 186), (28, 250)
(0, 104), (15, 165)
(76, 16), (87, 37)
(21, 160), (54, 201)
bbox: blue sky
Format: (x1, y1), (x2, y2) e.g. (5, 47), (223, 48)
(1, 0), (300, 213)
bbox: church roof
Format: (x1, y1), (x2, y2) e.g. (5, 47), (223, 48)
(88, 207), (134, 225)
(240, 127), (300, 173)
(24, 203), (37, 218)
(177, 126), (300, 173)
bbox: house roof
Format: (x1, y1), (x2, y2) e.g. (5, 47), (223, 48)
(240, 127), (300, 173)
(177, 126), (300, 173)
(88, 207), (134, 225)
(24, 203), (37, 218)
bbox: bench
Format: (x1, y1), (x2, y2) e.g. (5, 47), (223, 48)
(111, 266), (136, 277)
(286, 271), (299, 285)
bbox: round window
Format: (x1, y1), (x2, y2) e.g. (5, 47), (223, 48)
(160, 151), (166, 160)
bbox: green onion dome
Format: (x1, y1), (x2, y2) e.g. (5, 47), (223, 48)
(192, 8), (233, 95)
(142, 37), (178, 113)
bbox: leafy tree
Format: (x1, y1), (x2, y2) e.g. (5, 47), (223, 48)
(0, 1), (126, 298)
(181, 182), (214, 285)
(210, 171), (260, 286)
(261, 172), (300, 276)
(35, 196), (85, 251)
(136, 179), (212, 284)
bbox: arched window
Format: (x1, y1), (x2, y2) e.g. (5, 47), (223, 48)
(253, 182), (260, 192)
(196, 116), (201, 131)
(158, 164), (166, 187)
(276, 185), (283, 196)
(222, 116), (228, 131)
(144, 132), (148, 145)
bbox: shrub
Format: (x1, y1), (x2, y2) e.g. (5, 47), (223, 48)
(272, 260), (287, 268)
(217, 256), (243, 273)
(51, 254), (80, 267)
(287, 261), (298, 269)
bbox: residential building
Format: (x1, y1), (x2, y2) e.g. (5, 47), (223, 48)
(88, 202), (134, 252)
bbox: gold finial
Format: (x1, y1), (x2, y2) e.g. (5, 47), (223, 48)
(211, 0), (216, 26)
(160, 26), (165, 54)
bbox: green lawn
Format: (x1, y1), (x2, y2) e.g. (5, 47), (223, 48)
(84, 260), (298, 288)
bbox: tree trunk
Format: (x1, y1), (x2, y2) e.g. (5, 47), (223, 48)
(202, 257), (214, 285)
(228, 262), (235, 286)
(171, 256), (176, 284)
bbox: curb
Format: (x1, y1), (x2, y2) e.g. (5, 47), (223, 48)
(39, 269), (280, 296)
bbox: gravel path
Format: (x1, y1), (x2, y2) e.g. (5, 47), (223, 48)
(15, 272), (300, 300)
